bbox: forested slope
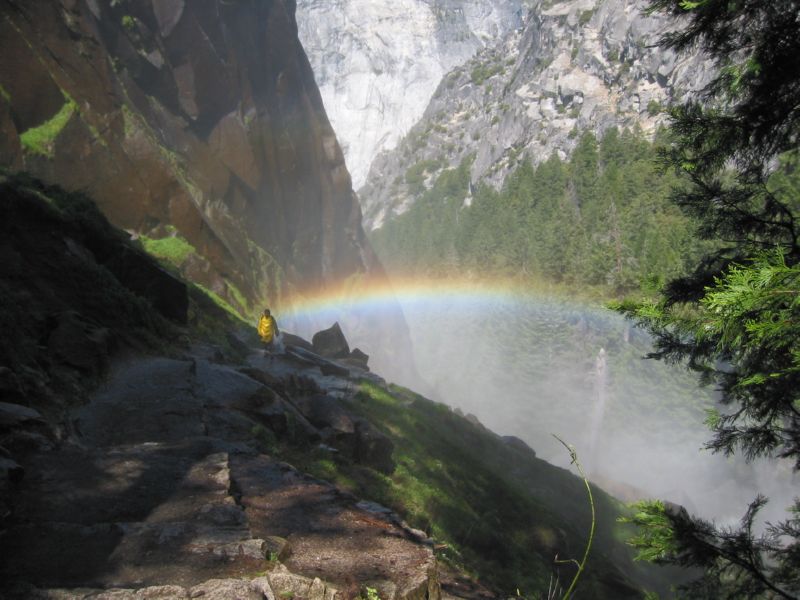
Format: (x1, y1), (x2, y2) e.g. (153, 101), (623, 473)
(371, 128), (707, 295)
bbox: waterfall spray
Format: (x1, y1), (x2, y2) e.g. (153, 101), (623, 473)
(587, 348), (607, 467)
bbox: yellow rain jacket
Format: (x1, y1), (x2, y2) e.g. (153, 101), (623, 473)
(257, 314), (278, 343)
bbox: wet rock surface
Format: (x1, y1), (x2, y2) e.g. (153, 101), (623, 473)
(0, 345), (440, 599)
(0, 0), (385, 313)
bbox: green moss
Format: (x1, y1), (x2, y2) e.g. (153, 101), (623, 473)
(140, 234), (195, 267)
(20, 97), (76, 157)
(195, 283), (243, 320)
(0, 85), (10, 104)
(225, 280), (250, 313)
(121, 15), (136, 30)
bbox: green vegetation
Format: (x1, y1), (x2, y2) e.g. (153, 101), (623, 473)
(646, 99), (662, 116)
(225, 279), (250, 314)
(552, 436), (595, 600)
(19, 96), (76, 157)
(404, 159), (442, 196)
(371, 128), (706, 297)
(277, 380), (669, 597)
(579, 9), (595, 27)
(360, 587), (381, 600)
(470, 61), (504, 85)
(614, 0), (800, 596)
(195, 283), (243, 321)
(140, 233), (195, 268)
(186, 282), (254, 356)
(121, 15), (136, 30)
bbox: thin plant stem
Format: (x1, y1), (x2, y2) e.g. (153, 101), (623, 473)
(552, 434), (596, 600)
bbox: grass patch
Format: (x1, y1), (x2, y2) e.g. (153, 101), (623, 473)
(20, 96), (76, 157)
(225, 279), (250, 315)
(276, 380), (668, 596)
(195, 283), (241, 319)
(140, 234), (195, 267)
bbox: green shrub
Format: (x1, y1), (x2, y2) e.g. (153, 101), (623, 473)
(579, 9), (595, 26)
(646, 99), (663, 116)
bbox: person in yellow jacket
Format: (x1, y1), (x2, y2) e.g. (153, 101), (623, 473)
(257, 308), (280, 350)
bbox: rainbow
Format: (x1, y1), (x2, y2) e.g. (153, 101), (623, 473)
(278, 274), (610, 334)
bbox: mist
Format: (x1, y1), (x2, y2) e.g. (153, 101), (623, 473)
(326, 285), (797, 528)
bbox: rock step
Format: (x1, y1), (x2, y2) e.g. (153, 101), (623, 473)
(6, 568), (343, 600)
(231, 454), (440, 600)
(6, 575), (274, 600)
(2, 353), (441, 598)
(1, 441), (266, 589)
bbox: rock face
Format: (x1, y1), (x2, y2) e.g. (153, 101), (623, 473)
(296, 0), (525, 188)
(359, 0), (713, 229)
(1, 353), (439, 598)
(0, 0), (383, 308)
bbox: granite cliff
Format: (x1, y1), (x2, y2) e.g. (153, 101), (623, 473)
(358, 0), (713, 229)
(296, 0), (527, 188)
(0, 0), (383, 313)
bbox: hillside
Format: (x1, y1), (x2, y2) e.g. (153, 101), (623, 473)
(369, 127), (708, 295)
(0, 176), (682, 599)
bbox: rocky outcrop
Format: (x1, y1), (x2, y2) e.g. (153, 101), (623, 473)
(296, 0), (525, 188)
(312, 322), (351, 359)
(359, 0), (713, 229)
(0, 0), (383, 310)
(1, 352), (439, 598)
(292, 392), (395, 473)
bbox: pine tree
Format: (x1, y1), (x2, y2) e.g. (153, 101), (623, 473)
(618, 1), (800, 597)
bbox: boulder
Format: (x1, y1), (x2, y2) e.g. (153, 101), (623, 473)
(267, 564), (336, 600)
(349, 347), (369, 367)
(311, 322), (350, 359)
(292, 394), (356, 435)
(282, 333), (314, 352)
(354, 418), (395, 474)
(264, 535), (292, 561)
